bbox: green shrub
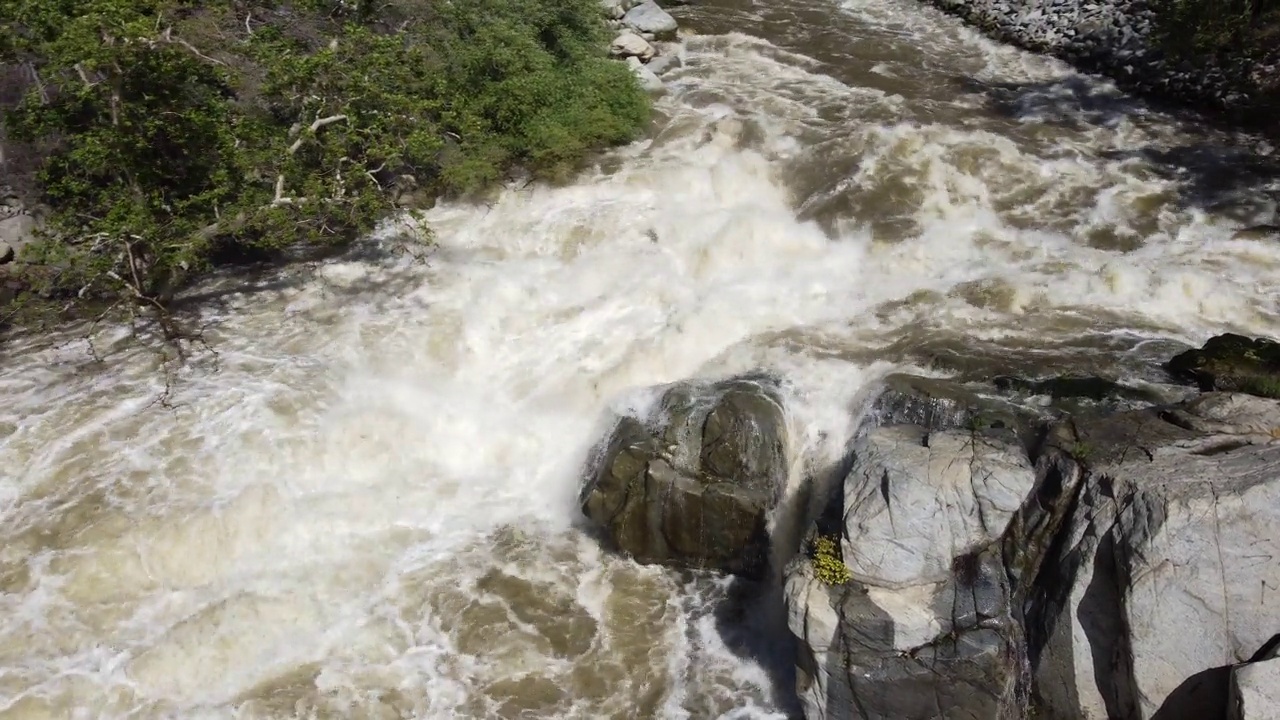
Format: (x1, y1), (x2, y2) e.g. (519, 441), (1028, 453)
(0, 0), (649, 323)
(811, 535), (852, 586)
(1152, 0), (1280, 60)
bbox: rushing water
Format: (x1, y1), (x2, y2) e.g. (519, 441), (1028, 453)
(3, 0), (1280, 717)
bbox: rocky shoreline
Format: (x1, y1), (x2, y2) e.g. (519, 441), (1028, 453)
(578, 334), (1280, 719)
(922, 0), (1278, 127)
(602, 0), (686, 93)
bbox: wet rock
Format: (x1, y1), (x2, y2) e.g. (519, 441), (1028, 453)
(990, 373), (1178, 414)
(625, 56), (665, 93)
(1166, 333), (1280, 398)
(646, 52), (683, 76)
(579, 376), (788, 578)
(785, 422), (1037, 719)
(1230, 650), (1280, 720)
(869, 373), (1031, 434)
(1028, 393), (1280, 720)
(1231, 224), (1280, 242)
(609, 31), (655, 61)
(622, 1), (678, 41)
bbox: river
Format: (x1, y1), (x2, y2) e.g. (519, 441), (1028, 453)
(2, 0), (1279, 717)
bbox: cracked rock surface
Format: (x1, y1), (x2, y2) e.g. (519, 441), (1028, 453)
(786, 387), (1280, 719)
(787, 422), (1035, 720)
(1029, 394), (1280, 720)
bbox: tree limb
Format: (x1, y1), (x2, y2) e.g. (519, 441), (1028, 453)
(287, 114), (348, 155)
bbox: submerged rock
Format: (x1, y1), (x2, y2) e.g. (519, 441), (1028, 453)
(1166, 333), (1280, 398)
(579, 376), (788, 578)
(646, 51), (683, 76)
(1029, 393), (1280, 720)
(990, 373), (1175, 414)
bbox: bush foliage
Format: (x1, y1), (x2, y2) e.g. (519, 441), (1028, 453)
(1153, 0), (1280, 61)
(0, 0), (649, 321)
(811, 535), (851, 586)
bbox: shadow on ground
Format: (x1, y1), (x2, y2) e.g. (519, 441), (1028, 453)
(955, 75), (1280, 221)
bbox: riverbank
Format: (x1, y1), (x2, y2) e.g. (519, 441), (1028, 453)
(920, 0), (1279, 132)
(0, 0), (662, 333)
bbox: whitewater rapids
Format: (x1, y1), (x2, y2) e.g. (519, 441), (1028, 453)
(2, 0), (1278, 717)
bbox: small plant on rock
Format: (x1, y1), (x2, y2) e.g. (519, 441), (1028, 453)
(811, 534), (851, 586)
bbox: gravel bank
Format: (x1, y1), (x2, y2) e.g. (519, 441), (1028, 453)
(925, 0), (1278, 125)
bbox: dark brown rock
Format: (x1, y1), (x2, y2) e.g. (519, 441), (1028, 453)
(579, 376), (788, 578)
(1166, 334), (1280, 398)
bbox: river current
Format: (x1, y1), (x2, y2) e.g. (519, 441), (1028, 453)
(2, 0), (1279, 717)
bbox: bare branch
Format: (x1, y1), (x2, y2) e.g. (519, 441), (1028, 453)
(73, 63), (96, 89)
(287, 114), (349, 155)
(275, 115), (350, 204)
(155, 27), (228, 67)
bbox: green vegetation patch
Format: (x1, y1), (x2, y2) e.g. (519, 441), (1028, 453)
(811, 534), (852, 586)
(0, 0), (649, 326)
(1151, 0), (1280, 61)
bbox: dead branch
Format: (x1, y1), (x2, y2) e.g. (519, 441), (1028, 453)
(274, 114), (349, 205)
(73, 63), (96, 89)
(287, 114), (348, 155)
(154, 27), (228, 67)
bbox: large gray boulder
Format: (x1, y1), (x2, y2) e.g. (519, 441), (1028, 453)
(579, 376), (788, 578)
(1029, 393), (1280, 720)
(622, 1), (678, 40)
(786, 423), (1038, 719)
